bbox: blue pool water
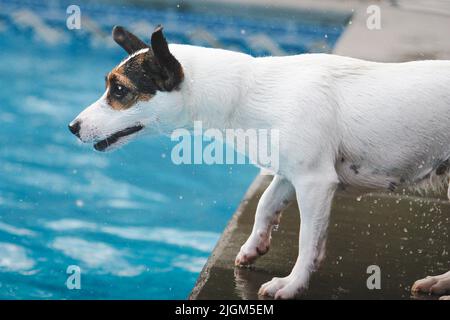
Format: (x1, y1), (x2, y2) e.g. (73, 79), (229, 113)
(0, 0), (344, 299)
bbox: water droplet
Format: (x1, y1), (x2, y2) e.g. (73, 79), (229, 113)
(75, 199), (84, 207)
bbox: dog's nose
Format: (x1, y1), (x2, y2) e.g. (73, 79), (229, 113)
(68, 120), (81, 137)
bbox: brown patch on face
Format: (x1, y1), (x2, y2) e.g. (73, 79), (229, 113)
(111, 25), (184, 94)
(104, 25), (185, 111)
(105, 68), (154, 111)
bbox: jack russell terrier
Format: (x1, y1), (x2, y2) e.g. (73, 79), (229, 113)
(69, 25), (450, 299)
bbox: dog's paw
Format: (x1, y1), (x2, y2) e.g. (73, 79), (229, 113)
(412, 271), (450, 296)
(258, 277), (290, 297)
(235, 231), (271, 266)
(258, 276), (306, 299)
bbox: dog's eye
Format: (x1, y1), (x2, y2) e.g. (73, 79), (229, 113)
(112, 84), (129, 99)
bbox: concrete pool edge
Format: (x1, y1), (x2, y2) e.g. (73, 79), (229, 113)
(190, 0), (450, 300)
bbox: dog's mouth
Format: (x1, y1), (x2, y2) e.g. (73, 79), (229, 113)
(94, 124), (144, 151)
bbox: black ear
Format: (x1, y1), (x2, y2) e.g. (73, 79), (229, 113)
(150, 25), (183, 91)
(112, 25), (148, 54)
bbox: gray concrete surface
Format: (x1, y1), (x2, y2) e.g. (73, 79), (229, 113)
(334, 1), (450, 61)
(190, 0), (450, 300)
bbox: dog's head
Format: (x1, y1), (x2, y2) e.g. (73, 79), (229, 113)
(69, 25), (185, 151)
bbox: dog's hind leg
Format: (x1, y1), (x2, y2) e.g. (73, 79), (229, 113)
(412, 270), (450, 300)
(259, 168), (338, 299)
(235, 175), (295, 266)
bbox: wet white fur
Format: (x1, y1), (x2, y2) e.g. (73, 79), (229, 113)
(71, 44), (450, 299)
(117, 48), (149, 69)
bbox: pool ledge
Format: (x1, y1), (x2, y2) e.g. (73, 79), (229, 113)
(191, 172), (450, 300)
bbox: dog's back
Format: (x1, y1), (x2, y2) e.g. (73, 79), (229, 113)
(248, 54), (450, 194)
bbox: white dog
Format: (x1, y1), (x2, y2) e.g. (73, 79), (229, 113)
(69, 25), (450, 299)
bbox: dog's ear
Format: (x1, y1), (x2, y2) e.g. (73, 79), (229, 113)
(112, 25), (149, 54)
(150, 25), (183, 91)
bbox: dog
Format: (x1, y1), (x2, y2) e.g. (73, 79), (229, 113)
(69, 25), (450, 299)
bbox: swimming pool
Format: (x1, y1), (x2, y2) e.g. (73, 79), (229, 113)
(0, 0), (345, 299)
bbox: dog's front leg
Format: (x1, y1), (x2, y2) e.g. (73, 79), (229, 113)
(259, 169), (338, 299)
(235, 175), (295, 266)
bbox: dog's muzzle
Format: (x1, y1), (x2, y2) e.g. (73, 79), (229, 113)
(68, 118), (144, 151)
(93, 124), (144, 151)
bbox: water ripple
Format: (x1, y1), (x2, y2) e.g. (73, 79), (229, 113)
(0, 222), (37, 237)
(50, 237), (145, 277)
(45, 219), (220, 253)
(0, 243), (35, 273)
